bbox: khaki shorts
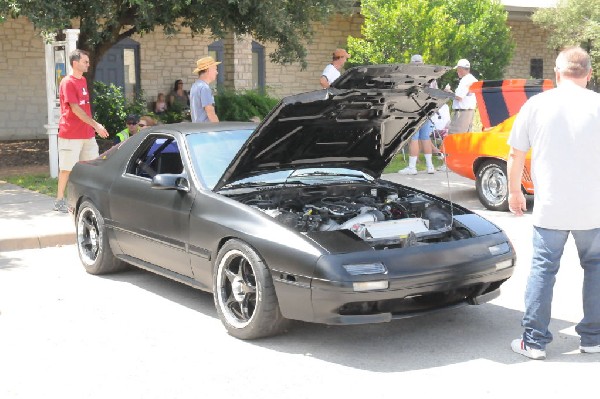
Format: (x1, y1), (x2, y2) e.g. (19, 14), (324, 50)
(448, 109), (475, 134)
(58, 137), (99, 171)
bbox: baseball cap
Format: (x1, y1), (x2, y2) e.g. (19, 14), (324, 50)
(410, 54), (423, 64)
(126, 114), (140, 124)
(333, 48), (350, 59)
(454, 59), (470, 69)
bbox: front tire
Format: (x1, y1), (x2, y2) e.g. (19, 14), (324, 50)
(213, 239), (288, 340)
(76, 200), (126, 275)
(476, 160), (509, 211)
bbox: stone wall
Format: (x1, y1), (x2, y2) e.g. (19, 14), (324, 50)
(264, 13), (364, 97)
(0, 18), (47, 139)
(0, 13), (556, 141)
(505, 20), (557, 79)
(131, 27), (212, 105)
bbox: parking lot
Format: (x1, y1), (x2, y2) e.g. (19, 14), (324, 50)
(0, 172), (597, 398)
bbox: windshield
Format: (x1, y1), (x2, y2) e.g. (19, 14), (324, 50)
(186, 129), (253, 189)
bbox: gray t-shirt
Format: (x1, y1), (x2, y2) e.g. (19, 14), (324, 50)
(190, 79), (214, 122)
(508, 81), (600, 229)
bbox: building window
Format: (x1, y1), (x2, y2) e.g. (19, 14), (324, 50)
(530, 58), (543, 79)
(208, 40), (225, 89)
(123, 48), (137, 101)
(95, 38), (140, 101)
(252, 41), (265, 92)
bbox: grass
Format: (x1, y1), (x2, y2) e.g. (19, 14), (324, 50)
(2, 174), (58, 197)
(383, 151), (446, 173)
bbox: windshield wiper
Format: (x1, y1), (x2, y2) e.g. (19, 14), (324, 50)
(223, 180), (308, 189)
(292, 171), (369, 180)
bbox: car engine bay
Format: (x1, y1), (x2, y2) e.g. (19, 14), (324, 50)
(229, 182), (474, 247)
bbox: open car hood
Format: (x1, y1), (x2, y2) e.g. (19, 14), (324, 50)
(214, 64), (451, 191)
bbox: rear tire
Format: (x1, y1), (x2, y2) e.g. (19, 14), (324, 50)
(213, 239), (289, 340)
(76, 200), (126, 275)
(476, 160), (509, 211)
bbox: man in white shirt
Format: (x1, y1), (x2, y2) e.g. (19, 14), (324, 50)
(447, 59), (478, 134)
(507, 46), (600, 360)
(320, 48), (350, 88)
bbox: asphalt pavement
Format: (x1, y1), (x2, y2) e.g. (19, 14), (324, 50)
(3, 171), (599, 399)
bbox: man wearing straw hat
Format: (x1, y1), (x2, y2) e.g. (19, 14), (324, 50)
(190, 56), (221, 122)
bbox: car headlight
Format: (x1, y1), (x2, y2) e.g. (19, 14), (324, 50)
(488, 242), (510, 256)
(353, 281), (389, 292)
(343, 262), (387, 276)
(495, 259), (514, 270)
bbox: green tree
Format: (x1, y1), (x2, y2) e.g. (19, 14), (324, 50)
(0, 0), (353, 82)
(347, 0), (514, 80)
(533, 0), (600, 89)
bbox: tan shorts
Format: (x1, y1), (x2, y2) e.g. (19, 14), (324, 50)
(58, 137), (99, 171)
(448, 109), (475, 134)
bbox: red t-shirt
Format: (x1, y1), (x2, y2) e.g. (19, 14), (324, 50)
(58, 75), (95, 139)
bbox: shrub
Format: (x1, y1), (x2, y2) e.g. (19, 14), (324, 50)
(92, 82), (151, 139)
(92, 81), (127, 136)
(157, 100), (189, 124)
(215, 90), (279, 121)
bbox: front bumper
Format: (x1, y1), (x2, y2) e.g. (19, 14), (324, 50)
(273, 232), (515, 325)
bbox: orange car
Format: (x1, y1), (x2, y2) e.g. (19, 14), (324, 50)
(442, 79), (554, 211)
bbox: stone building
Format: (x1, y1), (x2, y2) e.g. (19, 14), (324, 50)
(0, 1), (557, 140)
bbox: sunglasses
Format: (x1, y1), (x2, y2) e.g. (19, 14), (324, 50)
(138, 123), (147, 127)
(127, 122), (137, 125)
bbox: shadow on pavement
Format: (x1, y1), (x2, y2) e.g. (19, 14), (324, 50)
(107, 265), (595, 372)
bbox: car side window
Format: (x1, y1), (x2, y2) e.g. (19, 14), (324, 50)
(128, 135), (184, 178)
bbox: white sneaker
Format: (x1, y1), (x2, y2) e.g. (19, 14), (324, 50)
(580, 344), (600, 353)
(511, 338), (546, 360)
(426, 165), (435, 174)
(398, 166), (417, 175)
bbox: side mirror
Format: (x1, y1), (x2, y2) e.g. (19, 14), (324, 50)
(151, 174), (190, 192)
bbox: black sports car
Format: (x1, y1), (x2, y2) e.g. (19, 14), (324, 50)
(67, 64), (515, 339)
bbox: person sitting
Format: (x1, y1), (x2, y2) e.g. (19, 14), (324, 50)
(169, 80), (190, 110)
(114, 114), (139, 144)
(154, 93), (167, 114)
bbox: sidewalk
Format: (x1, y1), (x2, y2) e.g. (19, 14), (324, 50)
(0, 170), (480, 253)
(0, 180), (75, 252)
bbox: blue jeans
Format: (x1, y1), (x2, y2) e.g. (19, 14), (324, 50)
(522, 226), (600, 349)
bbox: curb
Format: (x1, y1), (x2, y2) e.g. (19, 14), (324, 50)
(0, 232), (76, 252)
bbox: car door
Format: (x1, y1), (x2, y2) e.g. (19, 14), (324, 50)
(109, 133), (195, 278)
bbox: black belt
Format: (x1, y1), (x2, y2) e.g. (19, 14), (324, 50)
(453, 109), (474, 112)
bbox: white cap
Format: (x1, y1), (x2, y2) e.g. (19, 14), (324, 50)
(410, 54), (423, 64)
(454, 59), (470, 69)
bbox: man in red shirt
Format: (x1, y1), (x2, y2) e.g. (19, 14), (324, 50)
(55, 49), (109, 212)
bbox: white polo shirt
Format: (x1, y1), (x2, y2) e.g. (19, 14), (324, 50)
(508, 80), (600, 230)
(452, 73), (477, 110)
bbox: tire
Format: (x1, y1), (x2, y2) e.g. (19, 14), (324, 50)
(476, 160), (509, 211)
(76, 200), (126, 275)
(213, 239), (289, 340)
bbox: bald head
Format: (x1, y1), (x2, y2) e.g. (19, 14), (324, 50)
(555, 47), (592, 79)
